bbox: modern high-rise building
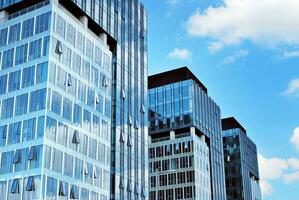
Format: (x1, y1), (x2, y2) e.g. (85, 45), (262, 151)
(222, 117), (261, 200)
(0, 0), (148, 200)
(148, 67), (227, 200)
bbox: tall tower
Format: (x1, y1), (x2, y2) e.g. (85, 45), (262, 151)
(222, 117), (262, 200)
(0, 0), (148, 200)
(148, 67), (227, 200)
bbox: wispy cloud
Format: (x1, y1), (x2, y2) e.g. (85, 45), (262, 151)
(290, 127), (299, 151)
(283, 50), (299, 59)
(208, 42), (223, 53)
(186, 0), (299, 49)
(218, 50), (249, 67)
(283, 79), (299, 97)
(258, 154), (299, 196)
(168, 48), (192, 60)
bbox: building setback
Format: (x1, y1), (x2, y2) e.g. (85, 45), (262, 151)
(222, 117), (261, 200)
(148, 67), (227, 200)
(0, 0), (148, 200)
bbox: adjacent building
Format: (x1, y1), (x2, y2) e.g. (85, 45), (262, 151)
(222, 117), (261, 200)
(148, 67), (227, 200)
(0, 0), (148, 200)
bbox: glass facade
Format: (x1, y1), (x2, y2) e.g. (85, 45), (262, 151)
(222, 119), (261, 200)
(0, 0), (148, 200)
(149, 128), (212, 200)
(0, 0), (115, 199)
(148, 70), (227, 200)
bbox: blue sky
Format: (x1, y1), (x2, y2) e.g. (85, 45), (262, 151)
(141, 0), (299, 199)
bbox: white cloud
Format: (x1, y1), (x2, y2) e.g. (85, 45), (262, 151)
(168, 48), (192, 59)
(283, 171), (299, 183)
(283, 79), (299, 97)
(258, 154), (299, 196)
(208, 42), (223, 52)
(186, 0), (299, 48)
(290, 127), (299, 151)
(218, 49), (249, 66)
(283, 50), (299, 59)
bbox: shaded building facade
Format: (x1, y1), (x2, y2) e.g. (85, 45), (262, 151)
(148, 67), (227, 200)
(222, 117), (261, 200)
(0, 0), (148, 200)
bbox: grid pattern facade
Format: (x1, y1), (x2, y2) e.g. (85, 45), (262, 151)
(149, 128), (211, 200)
(0, 0), (148, 200)
(0, 1), (112, 200)
(223, 127), (261, 200)
(148, 78), (227, 200)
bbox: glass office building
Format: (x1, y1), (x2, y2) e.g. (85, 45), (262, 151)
(148, 67), (227, 200)
(0, 0), (148, 200)
(222, 117), (261, 200)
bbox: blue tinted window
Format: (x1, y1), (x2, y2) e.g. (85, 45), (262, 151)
(105, 98), (111, 118)
(29, 88), (47, 112)
(8, 70), (21, 92)
(8, 23), (20, 43)
(56, 66), (66, 91)
(46, 117), (57, 141)
(82, 60), (90, 81)
(29, 145), (42, 169)
(15, 93), (28, 116)
(74, 158), (83, 181)
(72, 52), (81, 74)
(77, 81), (86, 103)
(37, 116), (45, 138)
(73, 104), (82, 125)
(28, 39), (42, 61)
(1, 97), (14, 119)
(51, 91), (62, 115)
(35, 12), (51, 34)
(63, 97), (72, 121)
(0, 74), (7, 94)
(96, 93), (103, 113)
(43, 36), (50, 56)
(8, 121), (21, 145)
(22, 118), (36, 142)
(83, 109), (91, 131)
(0, 125), (7, 147)
(0, 28), (8, 47)
(22, 18), (34, 39)
(22, 65), (35, 88)
(66, 23), (76, 46)
(55, 14), (66, 38)
(63, 153), (73, 177)
(15, 43), (28, 65)
(2, 48), (14, 69)
(46, 177), (57, 199)
(36, 62), (48, 84)
(87, 88), (94, 107)
(0, 151), (14, 174)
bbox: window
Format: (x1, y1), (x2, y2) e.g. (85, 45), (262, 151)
(36, 62), (48, 83)
(61, 44), (71, 67)
(87, 88), (95, 107)
(29, 88), (47, 112)
(70, 185), (79, 199)
(64, 153), (73, 177)
(57, 123), (68, 147)
(8, 70), (21, 92)
(28, 39), (42, 61)
(55, 14), (66, 38)
(0, 181), (7, 199)
(37, 116), (45, 138)
(8, 23), (20, 43)
(52, 148), (62, 173)
(59, 181), (68, 196)
(77, 81), (86, 103)
(15, 93), (28, 116)
(56, 66), (66, 91)
(66, 23), (76, 46)
(93, 115), (100, 137)
(10, 179), (19, 193)
(46, 117), (57, 142)
(83, 110), (91, 131)
(8, 121), (21, 145)
(72, 52), (81, 75)
(73, 104), (82, 125)
(15, 43), (28, 65)
(35, 12), (51, 34)
(1, 97), (14, 119)
(2, 48), (14, 69)
(89, 138), (97, 159)
(46, 177), (57, 199)
(94, 46), (102, 66)
(25, 176), (35, 191)
(22, 118), (36, 142)
(82, 60), (90, 81)
(0, 74), (7, 94)
(0, 28), (8, 47)
(51, 91), (62, 115)
(85, 38), (93, 59)
(76, 31), (85, 53)
(63, 98), (72, 121)
(175, 188), (183, 199)
(22, 18), (34, 39)
(43, 36), (50, 56)
(96, 93), (103, 113)
(105, 98), (111, 118)
(0, 125), (7, 147)
(91, 67), (99, 87)
(74, 158), (83, 181)
(22, 65), (35, 88)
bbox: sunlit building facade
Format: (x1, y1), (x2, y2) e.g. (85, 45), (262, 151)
(148, 67), (227, 200)
(222, 117), (261, 200)
(0, 0), (148, 200)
